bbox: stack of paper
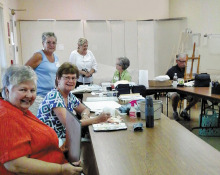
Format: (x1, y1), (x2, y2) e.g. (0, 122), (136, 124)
(86, 97), (118, 102)
(93, 123), (127, 131)
(118, 93), (145, 101)
(71, 84), (101, 94)
(114, 80), (136, 88)
(83, 101), (121, 112)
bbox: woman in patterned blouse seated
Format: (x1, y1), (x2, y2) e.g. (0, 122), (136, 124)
(0, 65), (82, 175)
(37, 62), (110, 147)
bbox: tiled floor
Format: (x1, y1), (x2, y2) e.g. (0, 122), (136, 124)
(160, 96), (220, 151)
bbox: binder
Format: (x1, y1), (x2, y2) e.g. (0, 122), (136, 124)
(66, 108), (81, 162)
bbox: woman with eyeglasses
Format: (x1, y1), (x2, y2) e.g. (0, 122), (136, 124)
(69, 38), (98, 101)
(37, 62), (110, 147)
(25, 32), (60, 116)
(112, 57), (131, 83)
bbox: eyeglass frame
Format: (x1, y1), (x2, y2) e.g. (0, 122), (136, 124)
(45, 41), (57, 45)
(62, 75), (78, 81)
(177, 60), (186, 63)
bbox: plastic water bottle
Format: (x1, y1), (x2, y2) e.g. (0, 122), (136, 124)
(145, 96), (154, 128)
(173, 73), (178, 88)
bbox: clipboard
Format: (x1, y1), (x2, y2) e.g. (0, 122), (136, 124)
(66, 108), (81, 162)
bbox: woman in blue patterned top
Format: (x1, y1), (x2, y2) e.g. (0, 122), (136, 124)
(37, 62), (110, 147)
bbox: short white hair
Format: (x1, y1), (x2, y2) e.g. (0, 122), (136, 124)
(177, 53), (187, 60)
(2, 65), (37, 99)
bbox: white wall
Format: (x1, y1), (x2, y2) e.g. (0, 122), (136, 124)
(170, 0), (220, 79)
(16, 0), (169, 20)
(154, 19), (187, 75)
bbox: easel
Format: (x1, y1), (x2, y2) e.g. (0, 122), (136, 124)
(184, 42), (200, 81)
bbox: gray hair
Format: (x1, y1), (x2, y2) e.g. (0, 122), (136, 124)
(176, 53), (187, 60)
(118, 57), (130, 70)
(78, 38), (88, 46)
(2, 65), (37, 99)
(42, 32), (57, 43)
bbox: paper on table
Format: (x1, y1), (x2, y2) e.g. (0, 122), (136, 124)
(83, 101), (121, 112)
(93, 123), (127, 131)
(86, 96), (118, 102)
(139, 70), (149, 88)
(71, 84), (101, 94)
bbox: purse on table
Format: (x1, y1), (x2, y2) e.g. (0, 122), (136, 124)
(194, 73), (211, 87)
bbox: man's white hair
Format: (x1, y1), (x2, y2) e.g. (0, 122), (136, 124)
(177, 53), (187, 60)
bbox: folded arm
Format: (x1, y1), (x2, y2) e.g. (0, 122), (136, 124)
(4, 156), (82, 175)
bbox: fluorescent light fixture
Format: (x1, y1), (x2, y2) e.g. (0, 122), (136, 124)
(37, 19), (56, 21)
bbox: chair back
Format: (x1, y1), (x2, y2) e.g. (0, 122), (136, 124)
(131, 85), (146, 97)
(115, 84), (130, 97)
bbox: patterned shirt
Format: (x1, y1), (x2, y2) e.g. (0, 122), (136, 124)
(37, 89), (80, 139)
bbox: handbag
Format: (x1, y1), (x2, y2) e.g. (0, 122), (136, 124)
(194, 73), (211, 87)
(199, 110), (220, 136)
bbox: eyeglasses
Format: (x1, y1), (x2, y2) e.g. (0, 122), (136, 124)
(177, 60), (186, 63)
(62, 76), (78, 81)
(116, 63), (121, 66)
(46, 41), (57, 45)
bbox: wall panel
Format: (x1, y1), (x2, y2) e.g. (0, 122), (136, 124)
(84, 21), (111, 66)
(110, 21), (124, 65)
(19, 19), (186, 83)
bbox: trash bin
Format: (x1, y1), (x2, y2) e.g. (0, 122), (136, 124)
(138, 100), (163, 120)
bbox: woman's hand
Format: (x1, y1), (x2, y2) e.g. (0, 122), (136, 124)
(61, 162), (82, 175)
(79, 70), (87, 77)
(95, 112), (111, 123)
(85, 72), (92, 77)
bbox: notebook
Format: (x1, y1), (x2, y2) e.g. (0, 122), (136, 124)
(66, 108), (81, 162)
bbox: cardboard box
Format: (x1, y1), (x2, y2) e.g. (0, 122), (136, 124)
(148, 80), (172, 87)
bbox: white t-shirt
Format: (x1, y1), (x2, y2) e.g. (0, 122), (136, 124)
(69, 50), (98, 83)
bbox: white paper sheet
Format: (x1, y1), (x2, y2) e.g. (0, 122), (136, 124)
(93, 123), (127, 131)
(83, 101), (121, 112)
(139, 70), (149, 88)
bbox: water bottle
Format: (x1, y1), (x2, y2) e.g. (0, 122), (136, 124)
(173, 73), (178, 88)
(145, 96), (154, 128)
